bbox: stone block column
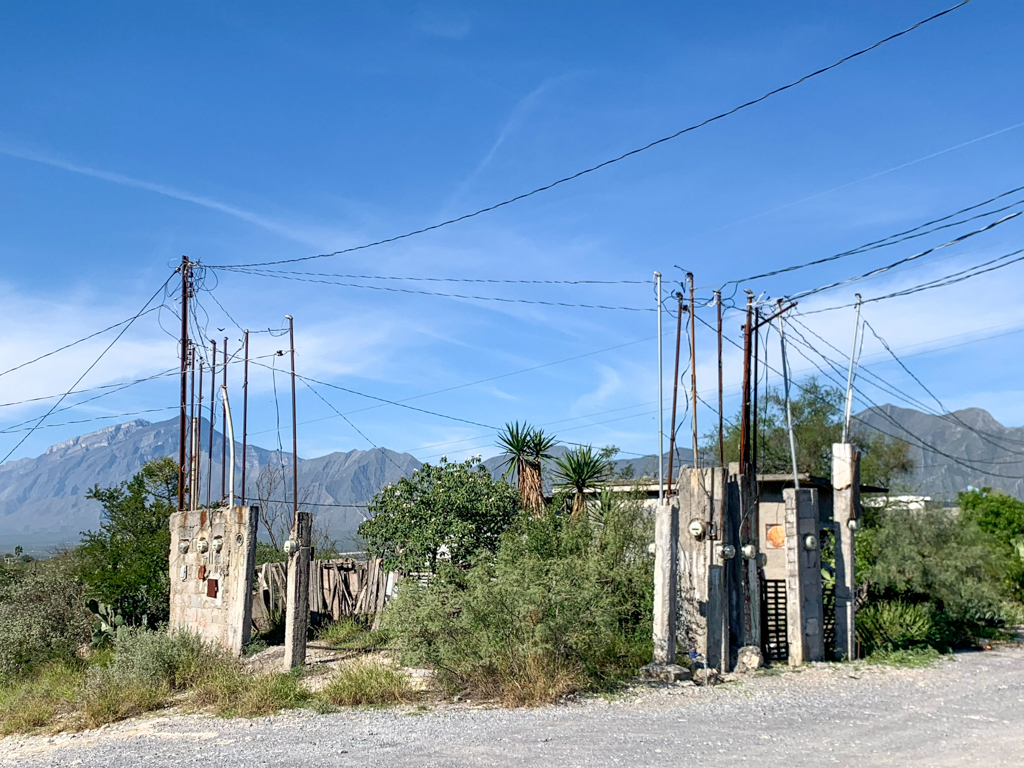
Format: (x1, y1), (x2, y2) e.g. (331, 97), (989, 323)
(282, 511), (313, 670)
(832, 444), (860, 661)
(783, 488), (824, 665)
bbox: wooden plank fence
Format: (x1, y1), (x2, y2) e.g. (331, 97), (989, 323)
(251, 557), (393, 632)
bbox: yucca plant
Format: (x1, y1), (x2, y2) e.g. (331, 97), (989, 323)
(554, 445), (612, 519)
(497, 422), (556, 515)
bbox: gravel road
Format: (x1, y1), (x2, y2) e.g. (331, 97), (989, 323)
(4, 646), (1023, 767)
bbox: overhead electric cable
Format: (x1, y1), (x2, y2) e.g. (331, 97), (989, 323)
(208, 1), (970, 270)
(221, 269), (647, 285)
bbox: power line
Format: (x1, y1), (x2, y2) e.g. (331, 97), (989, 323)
(1, 275), (174, 465)
(207, 1), (970, 270)
(216, 268), (655, 312)
(217, 268), (647, 285)
(0, 407), (176, 434)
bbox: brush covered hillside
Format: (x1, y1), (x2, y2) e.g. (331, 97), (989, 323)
(0, 418), (418, 552)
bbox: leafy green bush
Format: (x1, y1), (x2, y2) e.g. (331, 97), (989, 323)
(316, 618), (390, 650)
(856, 600), (935, 654)
(0, 553), (93, 677)
(105, 628), (230, 690)
(384, 489), (653, 705)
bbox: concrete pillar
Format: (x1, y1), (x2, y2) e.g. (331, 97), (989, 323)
(225, 505), (259, 653)
(832, 444), (860, 661)
(678, 467), (731, 672)
(282, 511), (313, 670)
(783, 488), (824, 665)
(652, 500), (678, 664)
(732, 469), (761, 651)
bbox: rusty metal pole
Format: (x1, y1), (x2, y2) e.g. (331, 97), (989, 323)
(187, 345), (196, 510)
(287, 315), (298, 524)
(667, 293), (684, 497)
(688, 273), (698, 469)
(207, 340), (216, 510)
(716, 290), (724, 467)
(752, 308), (760, 475)
(177, 256), (190, 511)
(241, 330), (249, 506)
(221, 335), (228, 503)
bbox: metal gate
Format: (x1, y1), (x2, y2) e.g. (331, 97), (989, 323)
(761, 579), (789, 662)
(822, 582), (836, 661)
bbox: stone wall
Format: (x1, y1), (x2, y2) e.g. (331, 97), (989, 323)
(168, 505), (258, 654)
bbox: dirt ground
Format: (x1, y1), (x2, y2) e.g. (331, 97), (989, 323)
(3, 645), (1023, 767)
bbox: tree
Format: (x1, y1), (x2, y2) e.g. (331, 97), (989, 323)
(496, 422), (556, 515)
(703, 376), (913, 490)
(958, 487), (1024, 599)
(554, 445), (613, 518)
(77, 457), (178, 625)
(358, 457), (519, 574)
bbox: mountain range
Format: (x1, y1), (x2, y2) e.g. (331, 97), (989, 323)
(3, 404), (1021, 553)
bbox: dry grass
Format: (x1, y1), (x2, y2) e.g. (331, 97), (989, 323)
(321, 661), (416, 707)
(316, 619), (390, 650)
(459, 655), (583, 707)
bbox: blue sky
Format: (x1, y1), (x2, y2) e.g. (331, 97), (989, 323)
(2, 0), (1024, 467)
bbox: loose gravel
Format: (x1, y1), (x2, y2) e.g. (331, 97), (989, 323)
(4, 646), (1023, 767)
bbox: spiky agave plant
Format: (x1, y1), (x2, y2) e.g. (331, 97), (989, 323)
(497, 422), (556, 515)
(554, 445), (612, 518)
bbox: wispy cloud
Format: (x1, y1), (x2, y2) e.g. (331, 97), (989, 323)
(0, 142), (326, 247)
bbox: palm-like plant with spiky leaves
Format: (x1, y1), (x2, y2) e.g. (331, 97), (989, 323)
(496, 421), (556, 515)
(554, 445), (612, 518)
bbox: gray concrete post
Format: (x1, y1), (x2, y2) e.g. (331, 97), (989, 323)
(783, 488), (824, 665)
(282, 511), (313, 670)
(832, 443), (860, 661)
(652, 500), (679, 664)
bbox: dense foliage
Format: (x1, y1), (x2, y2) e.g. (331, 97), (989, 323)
(359, 457), (519, 574)
(384, 488), (653, 704)
(77, 457), (178, 626)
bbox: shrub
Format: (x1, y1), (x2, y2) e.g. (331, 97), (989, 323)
(190, 666), (310, 717)
(316, 618), (390, 650)
(856, 600), (935, 654)
(0, 553), (93, 677)
(322, 661), (415, 706)
(385, 490), (653, 705)
(106, 628), (230, 690)
(0, 661), (86, 735)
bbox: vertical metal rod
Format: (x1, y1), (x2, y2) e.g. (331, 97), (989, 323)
(715, 290), (724, 467)
(688, 273), (698, 470)
(221, 335), (228, 502)
(177, 256), (190, 511)
(241, 330), (249, 506)
(667, 292), (684, 497)
(739, 293), (753, 476)
(752, 308), (760, 476)
(287, 315), (298, 523)
(778, 300), (800, 490)
(842, 294), (863, 444)
(196, 360), (204, 509)
(655, 272), (664, 503)
(187, 345), (196, 510)
(207, 340), (216, 510)
(221, 385), (235, 509)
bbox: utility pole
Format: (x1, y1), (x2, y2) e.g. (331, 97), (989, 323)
(688, 273), (698, 469)
(207, 340), (216, 510)
(752, 308), (760, 475)
(739, 292), (753, 476)
(241, 330), (249, 506)
(842, 294), (863, 444)
(667, 292), (684, 497)
(187, 345), (196, 510)
(221, 335), (228, 502)
(715, 290), (723, 467)
(287, 315), (298, 524)
(777, 300), (800, 490)
(177, 256), (190, 511)
(196, 359), (204, 509)
(655, 272), (664, 503)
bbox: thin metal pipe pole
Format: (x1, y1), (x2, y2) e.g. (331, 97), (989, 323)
(221, 385), (235, 509)
(221, 335), (228, 502)
(739, 293), (753, 476)
(655, 272), (664, 502)
(196, 359), (204, 509)
(842, 294), (863, 444)
(187, 345), (196, 510)
(287, 315), (298, 524)
(715, 290), (724, 467)
(207, 340), (216, 509)
(177, 256), (190, 510)
(667, 293), (684, 497)
(688, 273), (698, 470)
(752, 308), (760, 476)
(241, 330), (249, 506)
(778, 300), (800, 490)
